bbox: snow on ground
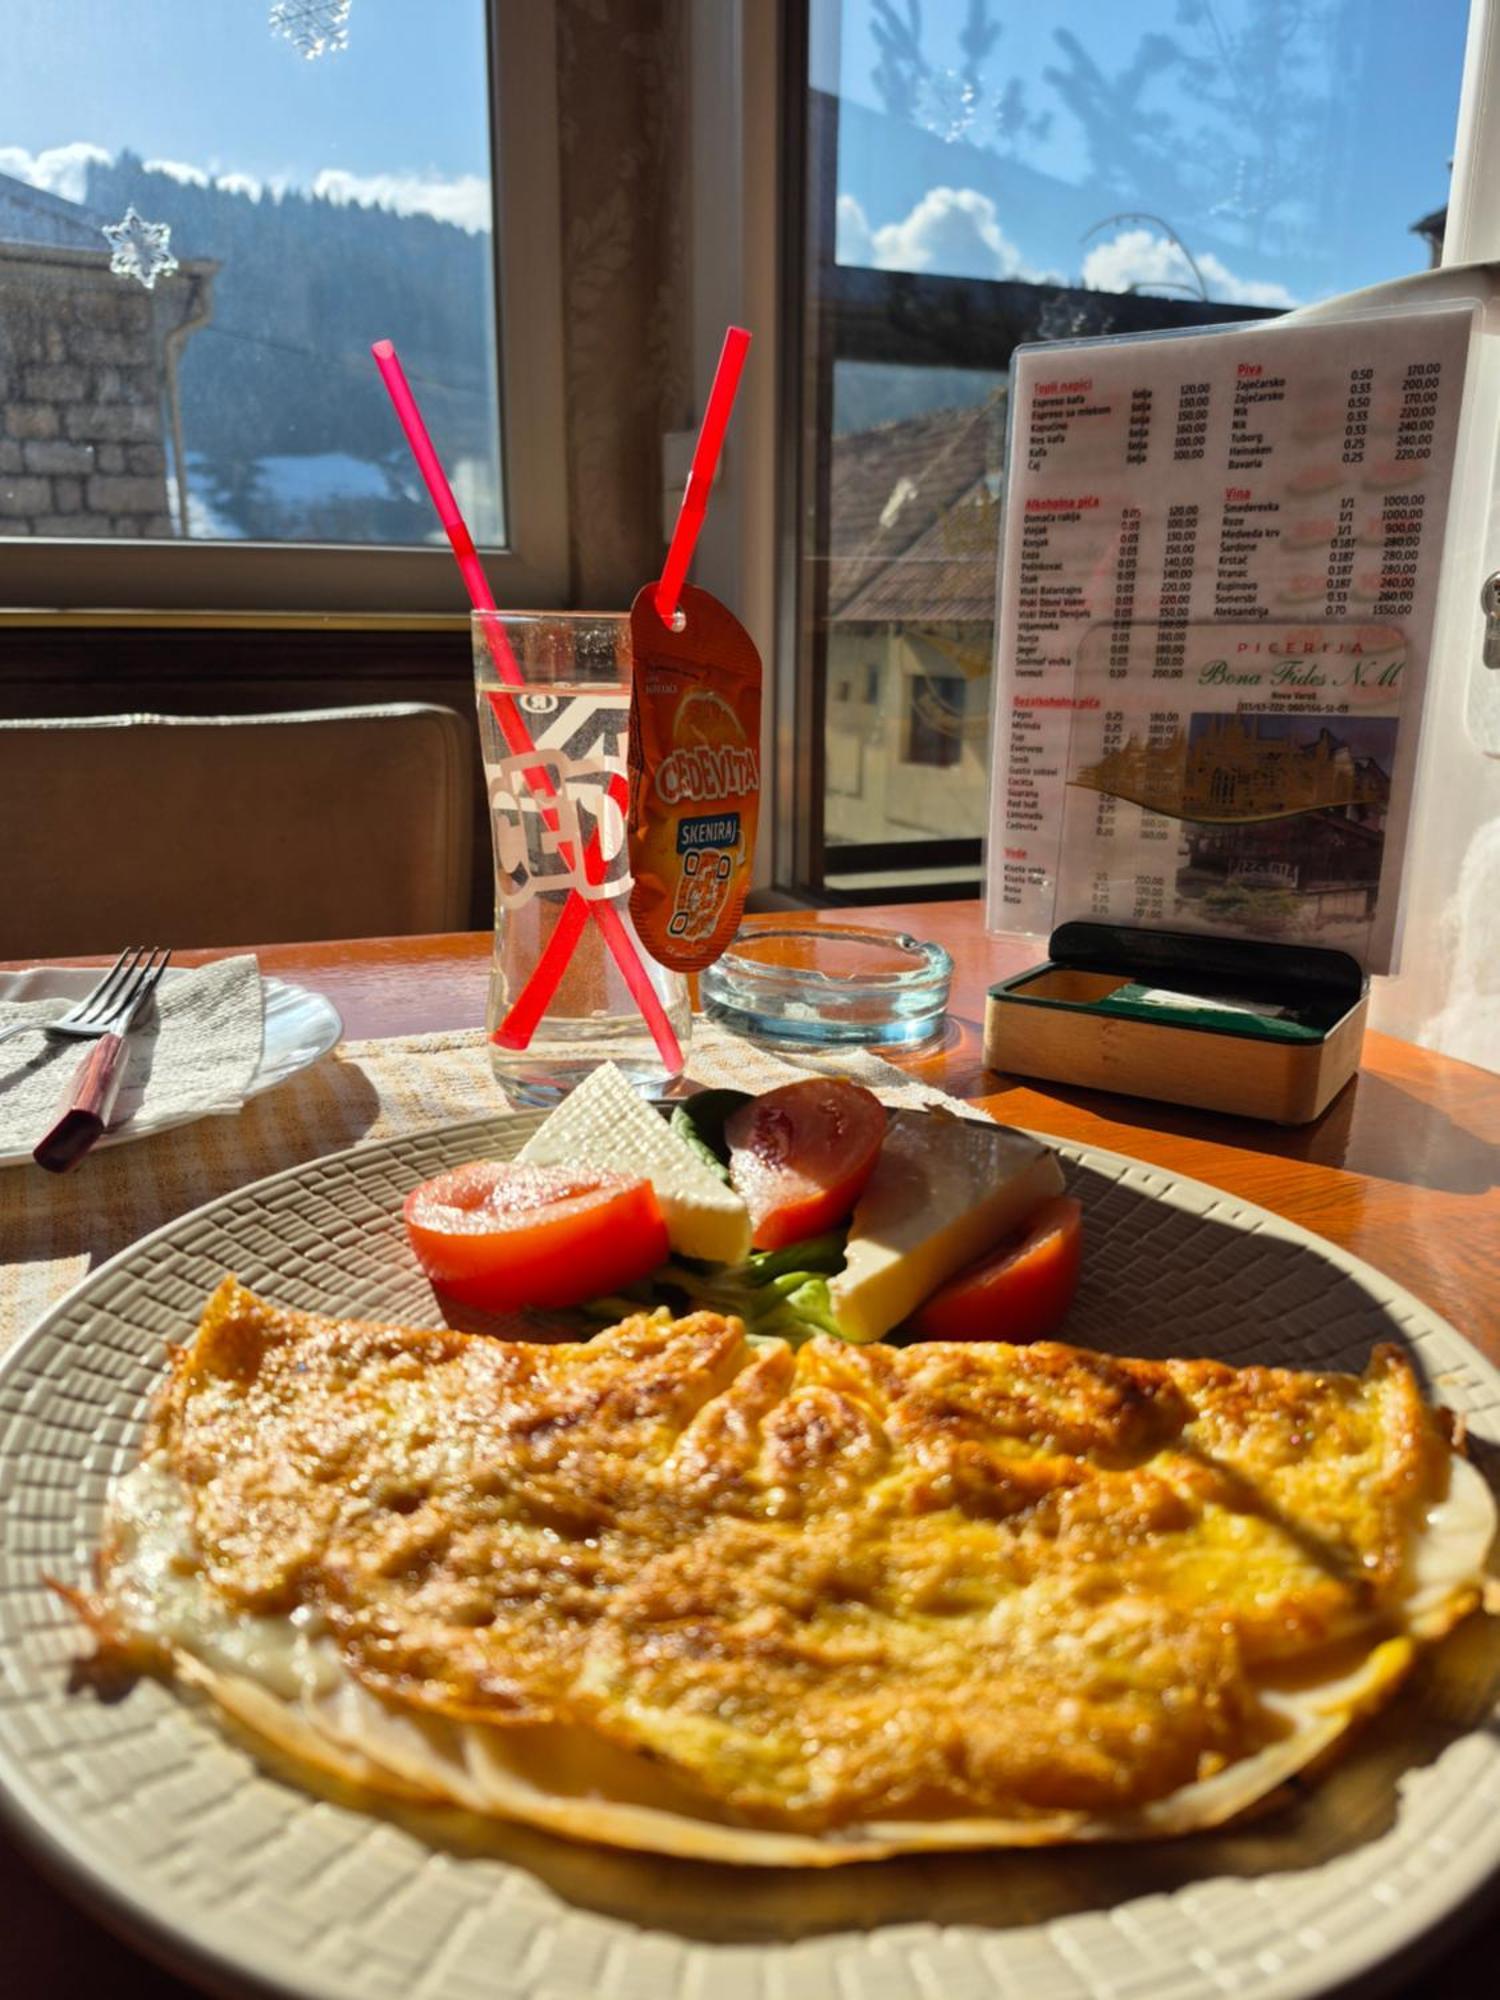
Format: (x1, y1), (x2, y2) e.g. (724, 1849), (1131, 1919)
(254, 452), (394, 503)
(168, 450), (501, 543)
(165, 463), (245, 540)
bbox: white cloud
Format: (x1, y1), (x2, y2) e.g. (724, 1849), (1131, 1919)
(1196, 253), (1296, 309)
(1082, 228), (1296, 308)
(144, 157), (211, 188)
(311, 167), (492, 233)
(836, 192), (874, 265)
(0, 138), (489, 233)
(0, 141), (110, 204)
(838, 186), (1052, 284)
(874, 187), (1021, 278)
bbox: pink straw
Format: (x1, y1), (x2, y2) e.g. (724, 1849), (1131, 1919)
(501, 327), (753, 1038)
(373, 342), (499, 617)
(371, 339), (682, 1074)
(655, 327), (752, 625)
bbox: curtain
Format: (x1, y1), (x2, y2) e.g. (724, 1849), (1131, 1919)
(555, 0), (694, 607)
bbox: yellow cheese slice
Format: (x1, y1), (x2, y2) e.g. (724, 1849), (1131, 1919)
(827, 1110), (1065, 1341)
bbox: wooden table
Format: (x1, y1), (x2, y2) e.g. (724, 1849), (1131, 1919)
(6, 903), (1499, 1997)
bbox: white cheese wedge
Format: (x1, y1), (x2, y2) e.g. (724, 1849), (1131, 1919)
(827, 1110), (1066, 1343)
(517, 1064), (751, 1265)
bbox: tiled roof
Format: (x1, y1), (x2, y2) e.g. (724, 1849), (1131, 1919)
(825, 396), (1003, 623)
(0, 171), (107, 252)
(836, 473), (1000, 624)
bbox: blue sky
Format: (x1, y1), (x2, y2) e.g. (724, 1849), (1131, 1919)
(0, 0), (1469, 303)
(821, 0), (1469, 306)
(1, 0), (492, 225)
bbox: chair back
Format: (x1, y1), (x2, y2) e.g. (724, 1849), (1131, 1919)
(0, 704), (473, 957)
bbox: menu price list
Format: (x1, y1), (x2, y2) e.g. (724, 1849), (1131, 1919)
(987, 304), (1472, 973)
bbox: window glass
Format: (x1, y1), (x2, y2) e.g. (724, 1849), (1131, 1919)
(795, 0), (1470, 897)
(0, 0), (501, 549)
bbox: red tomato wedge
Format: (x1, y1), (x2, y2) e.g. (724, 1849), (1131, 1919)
(726, 1078), (886, 1251)
(910, 1195), (1083, 1343)
(403, 1160), (668, 1311)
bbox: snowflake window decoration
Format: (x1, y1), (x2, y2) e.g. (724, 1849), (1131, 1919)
(270, 0), (351, 60)
(102, 208), (179, 291)
(913, 67), (980, 145)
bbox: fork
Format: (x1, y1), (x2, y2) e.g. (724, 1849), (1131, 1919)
(0, 947), (164, 1050)
(30, 948), (173, 1173)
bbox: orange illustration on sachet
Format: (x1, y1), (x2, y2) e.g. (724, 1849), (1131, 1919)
(627, 582), (762, 976)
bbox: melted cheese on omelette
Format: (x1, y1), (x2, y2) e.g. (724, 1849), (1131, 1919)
(84, 1279), (1495, 1860)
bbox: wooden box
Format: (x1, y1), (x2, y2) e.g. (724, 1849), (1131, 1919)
(984, 922), (1367, 1125)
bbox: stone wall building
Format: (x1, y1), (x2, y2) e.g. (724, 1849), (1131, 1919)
(0, 172), (215, 540)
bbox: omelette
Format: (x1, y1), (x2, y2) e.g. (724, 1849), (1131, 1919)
(72, 1278), (1496, 1866)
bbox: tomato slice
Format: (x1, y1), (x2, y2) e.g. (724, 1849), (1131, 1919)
(726, 1078), (886, 1251)
(910, 1195), (1082, 1343)
(403, 1160), (668, 1311)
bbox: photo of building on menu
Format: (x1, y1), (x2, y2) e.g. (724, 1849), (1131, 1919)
(1173, 713), (1396, 936)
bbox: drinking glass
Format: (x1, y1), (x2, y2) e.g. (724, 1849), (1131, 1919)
(473, 610), (691, 1102)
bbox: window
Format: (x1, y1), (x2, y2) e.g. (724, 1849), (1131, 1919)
(0, 0), (566, 610)
(904, 669), (965, 769)
(778, 0), (1473, 900)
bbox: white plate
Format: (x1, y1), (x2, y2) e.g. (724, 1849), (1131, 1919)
(0, 1113), (1497, 2000)
(0, 967), (343, 1167)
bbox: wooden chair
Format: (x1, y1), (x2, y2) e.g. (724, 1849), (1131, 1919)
(0, 705), (473, 957)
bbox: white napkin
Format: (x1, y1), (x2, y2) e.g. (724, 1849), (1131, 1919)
(0, 955), (266, 1157)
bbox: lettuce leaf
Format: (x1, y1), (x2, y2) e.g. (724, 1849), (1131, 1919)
(668, 1088), (752, 1183)
(585, 1229), (849, 1345)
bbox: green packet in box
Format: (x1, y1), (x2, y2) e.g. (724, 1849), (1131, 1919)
(1095, 983), (1325, 1043)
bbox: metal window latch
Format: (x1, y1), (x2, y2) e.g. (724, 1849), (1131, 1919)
(1484, 573), (1500, 669)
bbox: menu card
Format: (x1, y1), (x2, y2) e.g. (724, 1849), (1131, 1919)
(984, 302), (1474, 972)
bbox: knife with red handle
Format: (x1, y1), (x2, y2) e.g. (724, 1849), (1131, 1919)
(32, 1032), (134, 1173)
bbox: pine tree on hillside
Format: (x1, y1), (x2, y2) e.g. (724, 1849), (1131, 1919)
(86, 153), (497, 541)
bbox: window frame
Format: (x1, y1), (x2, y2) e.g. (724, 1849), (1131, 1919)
(0, 0), (568, 615)
(766, 0), (1491, 907)
(903, 669), (965, 770)
(793, 254), (1274, 900)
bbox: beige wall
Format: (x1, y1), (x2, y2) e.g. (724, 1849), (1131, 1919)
(825, 626), (992, 847)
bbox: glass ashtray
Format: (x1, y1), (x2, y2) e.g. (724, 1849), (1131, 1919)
(700, 925), (953, 1047)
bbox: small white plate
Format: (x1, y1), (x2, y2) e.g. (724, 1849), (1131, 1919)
(0, 967), (342, 1167)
